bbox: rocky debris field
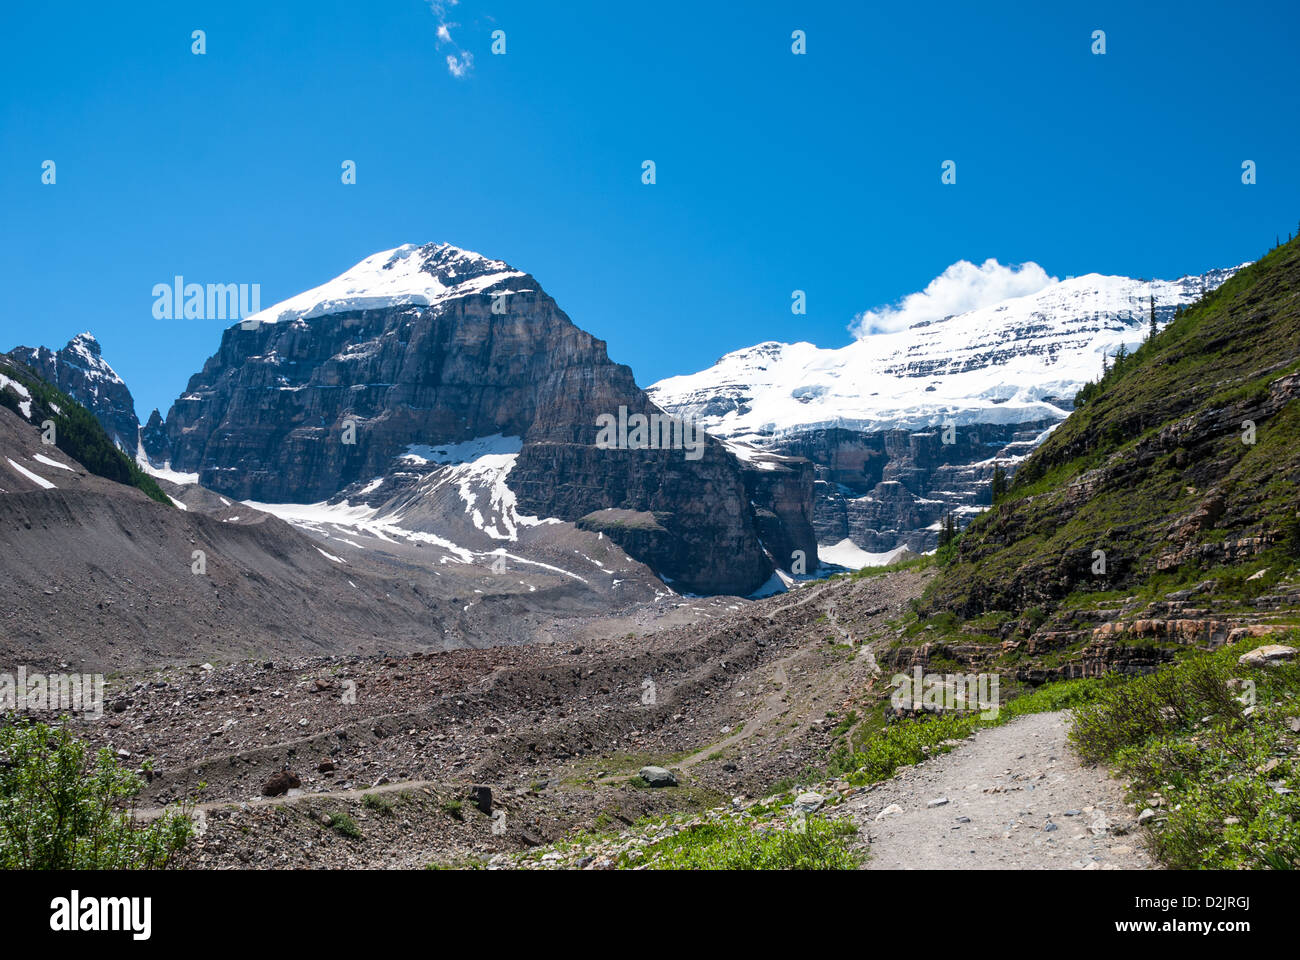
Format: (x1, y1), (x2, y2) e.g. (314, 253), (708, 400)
(58, 561), (1241, 870)
(58, 568), (928, 868)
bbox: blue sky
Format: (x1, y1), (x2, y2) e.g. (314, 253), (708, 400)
(2, 0), (1297, 420)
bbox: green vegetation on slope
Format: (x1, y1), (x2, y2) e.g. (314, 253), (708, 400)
(0, 356), (169, 505)
(1070, 636), (1300, 869)
(622, 815), (860, 870)
(922, 234), (1300, 623)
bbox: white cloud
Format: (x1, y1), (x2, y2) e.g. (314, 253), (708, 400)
(446, 52), (474, 78)
(850, 258), (1057, 337)
(427, 0), (474, 78)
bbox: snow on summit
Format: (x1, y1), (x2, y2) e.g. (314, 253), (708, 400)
(60, 333), (127, 389)
(240, 243), (526, 327)
(649, 264), (1246, 444)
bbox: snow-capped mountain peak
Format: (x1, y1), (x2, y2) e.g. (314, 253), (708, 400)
(240, 242), (527, 328)
(63, 331), (124, 380)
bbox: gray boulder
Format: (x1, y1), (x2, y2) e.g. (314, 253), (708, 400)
(638, 765), (678, 787)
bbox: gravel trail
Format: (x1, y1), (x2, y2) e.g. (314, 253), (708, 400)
(847, 711), (1154, 870)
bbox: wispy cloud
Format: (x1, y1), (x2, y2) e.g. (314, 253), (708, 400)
(851, 258), (1057, 337)
(446, 52), (474, 78)
(427, 0), (474, 79)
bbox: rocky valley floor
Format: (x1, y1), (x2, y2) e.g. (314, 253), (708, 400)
(33, 563), (1182, 870)
(58, 568), (920, 868)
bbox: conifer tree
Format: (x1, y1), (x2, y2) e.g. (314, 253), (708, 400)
(938, 510), (957, 548)
(991, 463), (1008, 503)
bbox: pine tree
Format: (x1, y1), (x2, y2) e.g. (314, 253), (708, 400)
(991, 463), (1008, 504)
(1148, 294), (1157, 339)
(938, 510), (957, 548)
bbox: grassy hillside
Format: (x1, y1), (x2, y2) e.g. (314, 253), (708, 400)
(0, 355), (169, 505)
(921, 234), (1300, 630)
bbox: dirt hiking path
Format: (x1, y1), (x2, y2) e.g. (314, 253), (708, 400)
(847, 711), (1154, 870)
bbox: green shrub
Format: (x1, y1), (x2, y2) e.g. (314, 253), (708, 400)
(1068, 639), (1300, 869)
(1284, 513), (1300, 560)
(1070, 655), (1244, 763)
(0, 718), (194, 869)
(324, 811), (362, 838)
(623, 816), (859, 870)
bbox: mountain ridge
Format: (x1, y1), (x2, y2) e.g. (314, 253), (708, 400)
(9, 332), (141, 452)
(650, 263), (1244, 557)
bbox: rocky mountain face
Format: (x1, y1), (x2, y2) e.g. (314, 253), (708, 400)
(9, 333), (140, 451)
(145, 243), (816, 595)
(650, 265), (1243, 555)
(139, 407), (169, 463)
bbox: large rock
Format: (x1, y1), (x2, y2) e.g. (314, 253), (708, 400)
(261, 769), (301, 797)
(638, 765), (678, 787)
(1238, 645), (1297, 668)
(794, 791), (824, 813)
(468, 785), (493, 814)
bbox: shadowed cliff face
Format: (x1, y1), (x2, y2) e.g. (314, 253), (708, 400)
(154, 243), (815, 595)
(778, 421), (1059, 552)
